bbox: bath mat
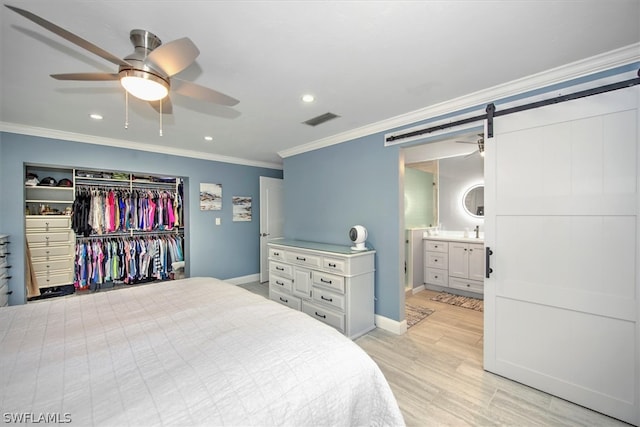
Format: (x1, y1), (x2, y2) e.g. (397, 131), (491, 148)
(406, 304), (435, 328)
(430, 291), (483, 312)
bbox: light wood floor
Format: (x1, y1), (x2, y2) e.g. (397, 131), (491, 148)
(240, 283), (629, 426)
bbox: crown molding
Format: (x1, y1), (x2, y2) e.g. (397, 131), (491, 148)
(278, 42), (640, 158)
(0, 122), (283, 170)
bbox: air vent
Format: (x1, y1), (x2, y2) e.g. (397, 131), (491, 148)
(303, 112), (340, 127)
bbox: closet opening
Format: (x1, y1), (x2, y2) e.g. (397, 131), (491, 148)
(24, 163), (187, 302)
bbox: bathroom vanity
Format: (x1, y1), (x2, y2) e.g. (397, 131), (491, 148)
(423, 233), (484, 297)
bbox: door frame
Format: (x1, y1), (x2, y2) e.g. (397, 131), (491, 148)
(259, 176), (284, 283)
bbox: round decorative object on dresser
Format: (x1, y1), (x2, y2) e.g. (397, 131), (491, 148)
(349, 225), (367, 251)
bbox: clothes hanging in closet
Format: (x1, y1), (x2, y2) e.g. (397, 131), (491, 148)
(74, 234), (184, 290)
(72, 188), (182, 237)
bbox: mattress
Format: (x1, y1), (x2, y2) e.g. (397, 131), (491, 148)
(0, 277), (404, 426)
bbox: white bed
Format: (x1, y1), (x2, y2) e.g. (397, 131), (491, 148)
(0, 277), (404, 426)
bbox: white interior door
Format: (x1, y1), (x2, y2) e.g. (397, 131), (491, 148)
(484, 87), (639, 425)
(259, 177), (284, 283)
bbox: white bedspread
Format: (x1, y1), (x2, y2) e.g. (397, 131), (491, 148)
(0, 277), (404, 426)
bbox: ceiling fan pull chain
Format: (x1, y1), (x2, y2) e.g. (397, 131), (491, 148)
(159, 98), (163, 137)
(125, 91), (129, 130)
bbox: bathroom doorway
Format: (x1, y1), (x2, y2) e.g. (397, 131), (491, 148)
(402, 131), (485, 298)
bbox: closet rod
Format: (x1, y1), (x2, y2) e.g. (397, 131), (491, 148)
(76, 230), (183, 241)
(385, 69), (640, 143)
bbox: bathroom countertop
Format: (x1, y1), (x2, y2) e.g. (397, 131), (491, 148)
(423, 232), (484, 244)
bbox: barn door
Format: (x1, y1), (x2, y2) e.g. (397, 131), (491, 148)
(484, 87), (639, 425)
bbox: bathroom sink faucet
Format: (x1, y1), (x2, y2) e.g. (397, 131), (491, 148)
(474, 225), (480, 239)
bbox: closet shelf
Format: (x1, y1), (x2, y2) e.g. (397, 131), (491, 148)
(26, 199), (73, 204)
(25, 186), (73, 191)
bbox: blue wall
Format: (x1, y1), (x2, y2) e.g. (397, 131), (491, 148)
(283, 62), (640, 323)
(283, 134), (403, 321)
(0, 132), (282, 305)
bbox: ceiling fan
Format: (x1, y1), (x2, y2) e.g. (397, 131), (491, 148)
(4, 4), (239, 117)
(456, 134), (485, 158)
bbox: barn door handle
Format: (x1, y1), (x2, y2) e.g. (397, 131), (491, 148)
(486, 247), (494, 278)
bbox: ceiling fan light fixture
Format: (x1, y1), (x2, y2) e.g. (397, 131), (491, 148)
(119, 69), (169, 101)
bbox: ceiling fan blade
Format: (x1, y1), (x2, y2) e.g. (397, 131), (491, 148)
(149, 97), (173, 115)
(146, 37), (199, 77)
(51, 73), (119, 81)
(172, 79), (239, 107)
(5, 4), (131, 68)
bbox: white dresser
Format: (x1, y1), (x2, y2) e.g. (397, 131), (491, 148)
(424, 236), (484, 297)
(268, 239), (376, 339)
(25, 216), (75, 289)
(0, 235), (10, 307)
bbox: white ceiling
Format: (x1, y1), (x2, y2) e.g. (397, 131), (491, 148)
(1, 1), (639, 168)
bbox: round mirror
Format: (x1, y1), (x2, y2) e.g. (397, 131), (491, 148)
(463, 184), (484, 217)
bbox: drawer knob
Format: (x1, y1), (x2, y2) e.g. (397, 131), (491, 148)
(320, 278), (332, 284)
(279, 297), (288, 303)
(276, 281), (284, 286)
(276, 266), (284, 271)
(296, 256), (306, 261)
(314, 312), (326, 319)
(328, 263), (336, 268)
(321, 295), (333, 302)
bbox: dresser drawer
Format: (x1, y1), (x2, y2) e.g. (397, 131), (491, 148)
(323, 256), (346, 274)
(269, 274), (293, 293)
(26, 231), (73, 245)
(302, 301), (345, 333)
(449, 277), (484, 294)
(269, 261), (292, 277)
(35, 270), (74, 288)
(32, 258), (73, 273)
(26, 216), (71, 231)
(30, 244), (74, 259)
(270, 288), (301, 311)
(312, 287), (345, 311)
(311, 271), (345, 294)
(0, 280), (8, 308)
(0, 240), (9, 257)
(425, 252), (448, 269)
(425, 240), (448, 253)
(269, 247), (285, 260)
(286, 251), (321, 268)
(425, 268), (448, 286)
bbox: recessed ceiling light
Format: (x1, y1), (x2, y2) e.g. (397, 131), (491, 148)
(302, 94), (315, 103)
(204, 136), (213, 141)
(89, 113), (103, 120)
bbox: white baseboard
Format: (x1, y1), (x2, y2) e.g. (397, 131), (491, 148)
(412, 284), (425, 294)
(375, 314), (407, 335)
(225, 273), (260, 285)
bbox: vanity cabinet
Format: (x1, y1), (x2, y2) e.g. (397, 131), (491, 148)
(424, 240), (449, 287)
(424, 237), (484, 296)
(448, 241), (484, 294)
(268, 239), (375, 339)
